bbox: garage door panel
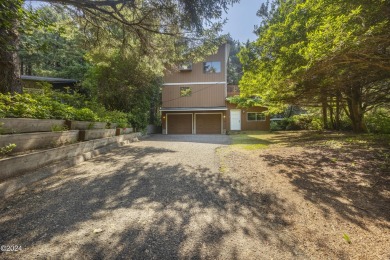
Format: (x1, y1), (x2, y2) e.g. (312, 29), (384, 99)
(196, 114), (221, 134)
(168, 114), (192, 134)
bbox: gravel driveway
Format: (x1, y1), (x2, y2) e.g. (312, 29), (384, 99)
(0, 134), (300, 259)
(0, 135), (235, 258)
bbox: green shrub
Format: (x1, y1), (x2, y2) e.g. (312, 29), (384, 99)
(0, 92), (132, 125)
(270, 120), (286, 131)
(365, 108), (390, 134)
(128, 109), (148, 130)
(104, 110), (129, 128)
(271, 114), (324, 131)
(73, 108), (99, 121)
(0, 143), (16, 155)
(308, 117), (323, 130)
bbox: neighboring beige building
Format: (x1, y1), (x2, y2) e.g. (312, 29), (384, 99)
(161, 44), (269, 134)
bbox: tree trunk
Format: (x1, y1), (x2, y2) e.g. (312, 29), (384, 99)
(0, 1), (22, 93)
(346, 86), (366, 133)
(321, 91), (328, 129)
(329, 99), (335, 129)
(335, 90), (341, 130)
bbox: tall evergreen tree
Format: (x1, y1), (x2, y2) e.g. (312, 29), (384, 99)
(239, 0), (390, 132)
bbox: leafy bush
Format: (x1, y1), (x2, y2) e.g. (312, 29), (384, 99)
(128, 109), (148, 130)
(0, 92), (110, 123)
(0, 143), (16, 155)
(73, 108), (99, 121)
(104, 110), (129, 128)
(270, 120), (287, 131)
(271, 114), (323, 131)
(365, 108), (390, 134)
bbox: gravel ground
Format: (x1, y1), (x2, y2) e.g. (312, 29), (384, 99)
(0, 134), (281, 259)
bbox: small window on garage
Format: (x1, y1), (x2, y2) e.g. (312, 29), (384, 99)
(247, 112), (265, 121)
(203, 61), (221, 73)
(180, 87), (192, 97)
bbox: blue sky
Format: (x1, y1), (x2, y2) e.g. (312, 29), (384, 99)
(222, 1), (266, 43)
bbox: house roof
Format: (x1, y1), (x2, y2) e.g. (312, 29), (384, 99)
(20, 75), (78, 84)
(160, 107), (228, 112)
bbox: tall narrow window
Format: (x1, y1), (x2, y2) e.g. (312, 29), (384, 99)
(180, 87), (192, 97)
(203, 61), (221, 73)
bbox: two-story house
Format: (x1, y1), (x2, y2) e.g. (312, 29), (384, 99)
(161, 44), (270, 134)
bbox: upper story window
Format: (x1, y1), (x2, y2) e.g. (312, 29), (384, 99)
(180, 87), (192, 97)
(203, 61), (221, 73)
(179, 62), (192, 71)
(247, 112), (266, 121)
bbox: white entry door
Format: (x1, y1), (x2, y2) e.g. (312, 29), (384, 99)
(230, 109), (241, 130)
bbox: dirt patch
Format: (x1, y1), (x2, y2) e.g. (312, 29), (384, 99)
(219, 131), (390, 259)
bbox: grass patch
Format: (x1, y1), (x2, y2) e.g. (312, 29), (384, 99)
(230, 131), (275, 150)
(229, 131), (390, 151)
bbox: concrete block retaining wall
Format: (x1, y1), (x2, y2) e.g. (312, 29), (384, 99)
(79, 129), (117, 141)
(0, 132), (141, 181)
(0, 133), (141, 198)
(0, 118), (66, 134)
(0, 131), (79, 153)
(115, 127), (134, 136)
(66, 120), (107, 130)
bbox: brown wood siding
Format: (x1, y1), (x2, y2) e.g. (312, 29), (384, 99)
(162, 84), (226, 107)
(167, 114), (192, 134)
(196, 114), (221, 134)
(164, 45), (226, 84)
(226, 102), (270, 131)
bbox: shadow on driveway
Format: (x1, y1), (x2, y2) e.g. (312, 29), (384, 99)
(146, 134), (231, 145)
(1, 140), (300, 259)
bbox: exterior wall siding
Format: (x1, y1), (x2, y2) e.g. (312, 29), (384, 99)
(162, 84), (226, 108)
(226, 103), (270, 131)
(163, 45), (226, 84)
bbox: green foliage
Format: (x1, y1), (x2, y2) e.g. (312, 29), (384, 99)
(104, 111), (129, 128)
(19, 6), (89, 79)
(365, 108), (390, 134)
(271, 114), (324, 131)
(83, 49), (162, 130)
(0, 143), (16, 156)
(127, 109), (149, 130)
(239, 0), (390, 133)
(226, 36), (243, 85)
(0, 91), (130, 126)
(226, 95), (263, 108)
(72, 108), (98, 122)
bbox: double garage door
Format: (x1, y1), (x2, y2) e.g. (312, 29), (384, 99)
(167, 113), (222, 134)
